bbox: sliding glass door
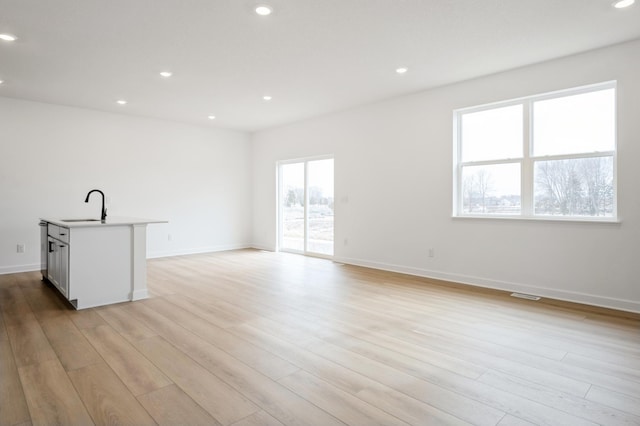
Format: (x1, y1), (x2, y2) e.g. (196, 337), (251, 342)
(280, 162), (305, 252)
(279, 157), (334, 257)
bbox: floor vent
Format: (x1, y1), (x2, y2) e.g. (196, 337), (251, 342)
(510, 292), (541, 301)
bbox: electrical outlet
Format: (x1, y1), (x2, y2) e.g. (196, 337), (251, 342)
(343, 238), (348, 246)
(167, 233), (172, 242)
(17, 244), (25, 253)
(428, 248), (434, 258)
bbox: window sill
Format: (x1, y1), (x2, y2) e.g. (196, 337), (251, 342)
(452, 215), (621, 224)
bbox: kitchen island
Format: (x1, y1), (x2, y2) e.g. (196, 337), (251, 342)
(40, 217), (166, 309)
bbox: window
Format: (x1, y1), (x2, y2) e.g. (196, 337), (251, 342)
(454, 82), (616, 220)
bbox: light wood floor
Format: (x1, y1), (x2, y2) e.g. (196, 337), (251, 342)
(1, 249), (639, 426)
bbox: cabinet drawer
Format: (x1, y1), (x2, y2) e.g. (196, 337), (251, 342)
(47, 224), (60, 238)
(47, 224), (69, 243)
(58, 227), (70, 243)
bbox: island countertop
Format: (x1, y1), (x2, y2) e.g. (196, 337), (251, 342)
(41, 216), (168, 228)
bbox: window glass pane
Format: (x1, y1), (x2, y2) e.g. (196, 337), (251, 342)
(281, 162), (305, 251)
(533, 88), (615, 156)
(461, 105), (523, 162)
(307, 159), (334, 255)
(461, 163), (521, 214)
(534, 156), (614, 217)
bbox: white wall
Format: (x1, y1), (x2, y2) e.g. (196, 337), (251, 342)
(251, 39), (640, 313)
(0, 98), (252, 273)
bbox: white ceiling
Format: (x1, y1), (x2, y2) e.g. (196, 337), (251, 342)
(1, 0), (639, 132)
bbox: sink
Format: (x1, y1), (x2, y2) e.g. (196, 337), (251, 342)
(61, 219), (101, 222)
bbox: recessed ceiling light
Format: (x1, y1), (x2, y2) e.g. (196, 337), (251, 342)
(263, 95), (272, 101)
(0, 34), (17, 42)
(116, 100), (127, 105)
(208, 115), (216, 120)
(255, 5), (273, 16)
(159, 71), (173, 78)
(613, 0), (634, 7)
(396, 67), (408, 74)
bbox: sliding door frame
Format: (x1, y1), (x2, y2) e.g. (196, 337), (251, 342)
(277, 155), (334, 259)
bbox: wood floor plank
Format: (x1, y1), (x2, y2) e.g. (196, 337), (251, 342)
(39, 314), (102, 371)
(67, 362), (156, 425)
(137, 384), (220, 426)
(230, 411), (285, 426)
(319, 320), (487, 380)
(479, 313), (640, 358)
(0, 341), (31, 426)
(331, 292), (579, 362)
(141, 297), (300, 380)
(508, 326), (640, 365)
(96, 305), (158, 342)
(263, 307), (487, 380)
(6, 319), (57, 368)
(20, 284), (67, 321)
(317, 319), (593, 399)
(278, 369), (410, 426)
(126, 303), (347, 426)
(229, 323), (473, 426)
(586, 385), (640, 417)
(0, 305), (8, 341)
(134, 335), (259, 425)
(477, 369), (640, 426)
(497, 414), (537, 426)
(144, 274), (177, 297)
(354, 296), (572, 360)
(0, 287), (37, 327)
(67, 309), (107, 329)
(399, 327), (640, 399)
(167, 293), (250, 328)
(18, 359), (93, 426)
(0, 273), (17, 289)
(82, 324), (172, 396)
(562, 352), (640, 383)
(239, 312), (609, 426)
(244, 316), (506, 426)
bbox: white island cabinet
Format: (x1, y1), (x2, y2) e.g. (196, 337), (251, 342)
(40, 217), (166, 309)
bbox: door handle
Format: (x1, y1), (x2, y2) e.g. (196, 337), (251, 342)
(48, 241), (55, 253)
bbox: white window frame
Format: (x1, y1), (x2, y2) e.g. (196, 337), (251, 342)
(453, 81), (618, 222)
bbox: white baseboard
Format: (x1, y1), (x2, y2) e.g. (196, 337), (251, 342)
(249, 243), (275, 252)
(333, 255), (640, 314)
(147, 243), (252, 259)
(0, 263), (40, 275)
